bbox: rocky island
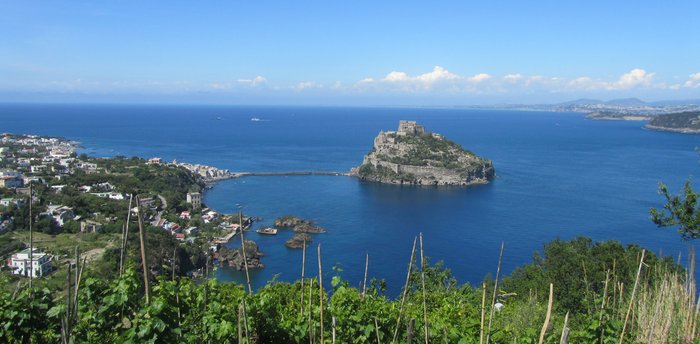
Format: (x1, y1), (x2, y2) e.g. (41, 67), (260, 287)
(350, 121), (495, 186)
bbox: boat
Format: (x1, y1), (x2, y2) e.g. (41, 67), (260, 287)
(256, 227), (278, 235)
(251, 117), (261, 122)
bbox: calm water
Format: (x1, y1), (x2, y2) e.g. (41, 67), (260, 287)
(2, 104), (699, 295)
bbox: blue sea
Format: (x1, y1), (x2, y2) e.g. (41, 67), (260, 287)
(2, 103), (699, 295)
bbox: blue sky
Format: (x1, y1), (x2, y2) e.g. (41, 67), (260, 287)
(1, 1), (699, 105)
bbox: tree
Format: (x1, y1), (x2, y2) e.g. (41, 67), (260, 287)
(650, 180), (700, 240)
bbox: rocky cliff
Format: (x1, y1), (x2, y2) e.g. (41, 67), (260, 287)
(350, 121), (495, 186)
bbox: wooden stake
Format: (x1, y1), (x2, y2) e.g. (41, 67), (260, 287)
(28, 182), (33, 289)
(240, 211), (252, 294)
(374, 318), (381, 344)
(539, 283), (554, 344)
(393, 237), (418, 343)
(599, 270), (610, 344)
(419, 233), (428, 344)
(332, 316), (336, 344)
(407, 318), (415, 344)
(486, 241), (505, 344)
(479, 282), (487, 344)
(560, 311), (570, 344)
(238, 303), (244, 344)
(308, 278), (314, 344)
(73, 256), (86, 321)
(619, 249), (645, 344)
(301, 238), (306, 313)
(363, 253), (369, 298)
(318, 243), (324, 344)
(136, 196), (150, 304)
(66, 263), (72, 340)
(119, 194), (133, 277)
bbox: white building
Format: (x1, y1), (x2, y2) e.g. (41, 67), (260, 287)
(186, 192), (201, 209)
(9, 248), (52, 278)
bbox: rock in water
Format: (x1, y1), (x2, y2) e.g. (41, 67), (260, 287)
(285, 233), (312, 249)
(350, 120), (495, 186)
(216, 240), (265, 270)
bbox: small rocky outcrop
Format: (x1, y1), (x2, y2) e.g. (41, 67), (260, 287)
(216, 240), (265, 270)
(285, 233), (312, 249)
(274, 216), (326, 233)
(274, 216), (308, 228)
(349, 120), (495, 186)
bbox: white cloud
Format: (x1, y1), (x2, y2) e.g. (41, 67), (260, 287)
(294, 81), (323, 90)
(611, 68), (654, 89)
(383, 71), (410, 82)
(684, 72), (700, 88)
(237, 75), (267, 86)
(503, 74), (523, 82)
(415, 66), (459, 83)
(468, 73), (492, 82)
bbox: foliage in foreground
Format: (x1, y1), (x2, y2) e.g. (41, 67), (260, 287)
(0, 237), (698, 343)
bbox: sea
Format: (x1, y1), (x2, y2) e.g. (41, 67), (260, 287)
(2, 103), (699, 295)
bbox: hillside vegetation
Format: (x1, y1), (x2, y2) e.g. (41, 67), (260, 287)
(0, 236), (696, 343)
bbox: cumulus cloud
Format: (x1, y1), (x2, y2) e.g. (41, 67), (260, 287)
(468, 73), (492, 82)
(611, 68), (654, 89)
(684, 72), (700, 88)
(503, 74), (523, 82)
(237, 75), (267, 86)
(294, 81), (323, 90)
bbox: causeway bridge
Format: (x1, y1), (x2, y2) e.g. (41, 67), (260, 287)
(232, 171), (348, 177)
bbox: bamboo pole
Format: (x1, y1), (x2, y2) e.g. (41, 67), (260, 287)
(539, 283), (554, 344)
(619, 249), (645, 344)
(332, 316), (336, 344)
(309, 278), (314, 344)
(28, 182), (33, 289)
(73, 256), (86, 321)
(479, 282), (487, 344)
(393, 237), (418, 343)
(172, 248), (177, 281)
(318, 243), (325, 344)
(407, 318), (415, 344)
(599, 270), (610, 344)
(374, 318), (381, 344)
(74, 246), (80, 297)
(363, 253), (369, 298)
(240, 211), (252, 294)
(119, 194), (133, 277)
(419, 233), (429, 344)
(301, 238), (306, 313)
(66, 263), (72, 340)
(486, 241), (505, 344)
(238, 303), (244, 344)
(560, 311), (570, 344)
(136, 196), (150, 304)
(242, 300), (251, 343)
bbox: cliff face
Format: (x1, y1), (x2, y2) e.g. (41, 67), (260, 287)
(350, 121), (495, 186)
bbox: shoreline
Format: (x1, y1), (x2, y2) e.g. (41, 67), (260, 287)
(644, 125), (700, 134)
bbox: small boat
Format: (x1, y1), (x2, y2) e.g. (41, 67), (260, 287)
(251, 117), (261, 122)
(256, 227), (278, 235)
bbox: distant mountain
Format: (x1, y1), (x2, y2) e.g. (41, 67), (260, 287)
(605, 98), (647, 106)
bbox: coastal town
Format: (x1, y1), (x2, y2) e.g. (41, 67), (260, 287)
(0, 133), (259, 286)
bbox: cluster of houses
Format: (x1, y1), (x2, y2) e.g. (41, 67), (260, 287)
(148, 157), (233, 181)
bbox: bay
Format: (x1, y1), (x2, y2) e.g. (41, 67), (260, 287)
(2, 103), (698, 295)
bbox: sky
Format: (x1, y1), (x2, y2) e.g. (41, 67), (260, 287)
(1, 1), (699, 105)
